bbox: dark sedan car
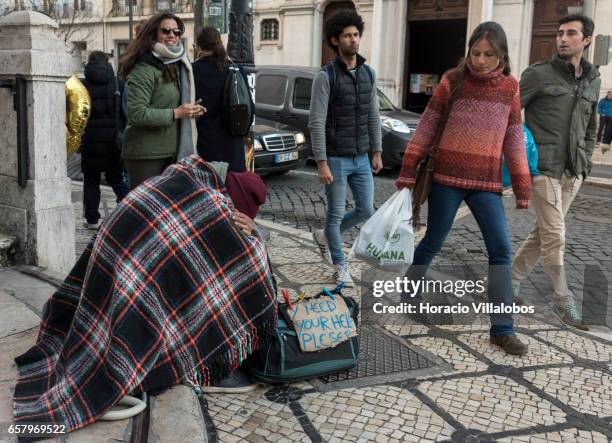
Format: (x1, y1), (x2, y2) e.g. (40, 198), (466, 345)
(252, 116), (310, 174)
(245, 65), (421, 168)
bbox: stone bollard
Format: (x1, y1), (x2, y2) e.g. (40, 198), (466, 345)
(0, 11), (75, 276)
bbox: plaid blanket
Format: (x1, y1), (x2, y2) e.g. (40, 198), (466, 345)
(13, 155), (277, 433)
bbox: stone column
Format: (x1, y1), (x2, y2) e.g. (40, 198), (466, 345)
(0, 11), (75, 276)
(466, 0), (494, 42)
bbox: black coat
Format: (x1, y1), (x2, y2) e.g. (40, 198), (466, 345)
(193, 58), (247, 172)
(81, 60), (125, 172)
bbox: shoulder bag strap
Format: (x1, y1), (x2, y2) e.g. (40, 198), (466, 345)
(428, 76), (460, 161)
(114, 76), (121, 145)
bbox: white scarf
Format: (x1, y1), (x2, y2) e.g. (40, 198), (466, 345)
(152, 41), (197, 161)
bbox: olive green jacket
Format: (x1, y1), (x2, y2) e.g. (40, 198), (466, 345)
(123, 58), (180, 160)
(520, 56), (601, 179)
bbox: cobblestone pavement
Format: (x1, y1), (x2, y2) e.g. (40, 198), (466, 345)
(1, 179), (611, 443)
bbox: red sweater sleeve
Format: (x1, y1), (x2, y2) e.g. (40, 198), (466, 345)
(502, 83), (531, 208)
(396, 75), (451, 189)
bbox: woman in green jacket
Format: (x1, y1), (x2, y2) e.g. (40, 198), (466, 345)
(119, 12), (206, 189)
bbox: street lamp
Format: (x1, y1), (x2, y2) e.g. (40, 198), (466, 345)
(227, 0), (253, 64)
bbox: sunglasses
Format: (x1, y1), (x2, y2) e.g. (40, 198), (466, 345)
(160, 27), (183, 37)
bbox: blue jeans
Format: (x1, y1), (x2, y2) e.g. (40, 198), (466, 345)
(405, 182), (515, 337)
(325, 154), (375, 265)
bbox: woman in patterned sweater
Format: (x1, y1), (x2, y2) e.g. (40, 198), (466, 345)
(397, 22), (531, 355)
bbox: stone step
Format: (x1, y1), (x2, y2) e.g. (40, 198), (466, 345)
(149, 385), (208, 442)
(0, 233), (17, 267)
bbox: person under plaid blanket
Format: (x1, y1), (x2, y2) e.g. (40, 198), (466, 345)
(13, 155), (277, 436)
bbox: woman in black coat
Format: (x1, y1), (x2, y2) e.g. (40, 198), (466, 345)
(193, 27), (252, 172)
(80, 51), (129, 229)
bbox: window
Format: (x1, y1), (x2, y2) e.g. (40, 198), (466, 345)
(116, 40), (129, 62)
(260, 19), (279, 41)
(156, 0), (177, 11)
(256, 75), (287, 106)
(293, 78), (312, 110)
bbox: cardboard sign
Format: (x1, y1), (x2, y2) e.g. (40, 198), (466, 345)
(288, 296), (357, 352)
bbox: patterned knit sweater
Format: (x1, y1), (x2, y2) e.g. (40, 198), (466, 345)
(396, 62), (531, 208)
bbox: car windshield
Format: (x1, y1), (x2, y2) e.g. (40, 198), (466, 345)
(377, 89), (395, 111)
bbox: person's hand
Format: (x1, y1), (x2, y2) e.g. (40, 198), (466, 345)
(174, 99), (206, 120)
(317, 161), (333, 185)
(396, 178), (414, 190)
(371, 152), (383, 174)
(233, 210), (255, 235)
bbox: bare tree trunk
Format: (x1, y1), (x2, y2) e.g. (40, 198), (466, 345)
(227, 0), (254, 64)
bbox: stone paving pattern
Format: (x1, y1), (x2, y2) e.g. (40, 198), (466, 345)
(1, 171), (611, 442)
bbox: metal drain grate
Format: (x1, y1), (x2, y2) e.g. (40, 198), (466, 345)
(310, 326), (444, 392)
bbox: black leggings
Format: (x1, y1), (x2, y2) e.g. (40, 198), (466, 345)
(125, 157), (173, 190)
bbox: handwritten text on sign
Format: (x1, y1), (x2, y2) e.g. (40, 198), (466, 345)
(289, 297), (357, 352)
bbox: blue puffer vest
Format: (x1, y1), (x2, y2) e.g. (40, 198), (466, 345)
(324, 54), (373, 157)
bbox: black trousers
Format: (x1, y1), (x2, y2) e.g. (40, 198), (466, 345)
(603, 117), (612, 145)
(83, 164), (129, 224)
(597, 116), (611, 143)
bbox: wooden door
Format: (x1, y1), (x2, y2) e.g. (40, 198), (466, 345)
(321, 1), (356, 66)
(530, 0), (584, 64)
(408, 0), (469, 21)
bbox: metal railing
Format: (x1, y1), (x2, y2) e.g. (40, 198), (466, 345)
(109, 1), (192, 16)
(0, 76), (29, 188)
(109, 2), (144, 17)
(156, 1), (193, 13)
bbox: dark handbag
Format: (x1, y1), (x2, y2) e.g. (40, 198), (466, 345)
(243, 293), (359, 384)
(411, 83), (458, 229)
(223, 60), (254, 136)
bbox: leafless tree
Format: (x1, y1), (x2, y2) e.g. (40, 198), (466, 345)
(18, 0), (94, 45)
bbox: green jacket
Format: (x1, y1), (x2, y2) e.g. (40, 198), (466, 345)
(123, 55), (180, 160)
(520, 56), (600, 179)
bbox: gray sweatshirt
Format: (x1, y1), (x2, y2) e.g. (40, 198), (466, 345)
(308, 68), (382, 162)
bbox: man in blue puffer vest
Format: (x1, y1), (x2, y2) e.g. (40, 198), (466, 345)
(308, 9), (383, 288)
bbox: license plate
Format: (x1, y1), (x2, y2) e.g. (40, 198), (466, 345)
(274, 151), (298, 163)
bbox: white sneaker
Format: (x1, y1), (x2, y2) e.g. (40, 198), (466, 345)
(334, 263), (354, 288)
(312, 229), (333, 264)
(83, 221), (99, 230)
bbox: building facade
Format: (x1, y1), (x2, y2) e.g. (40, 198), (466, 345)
(0, 0), (200, 72)
(252, 0), (612, 110)
(0, 0), (609, 107)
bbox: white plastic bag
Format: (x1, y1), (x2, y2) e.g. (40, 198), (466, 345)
(349, 189), (414, 269)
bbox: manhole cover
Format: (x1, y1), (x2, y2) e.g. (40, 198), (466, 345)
(310, 325), (444, 392)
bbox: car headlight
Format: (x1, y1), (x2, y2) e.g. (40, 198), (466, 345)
(381, 116), (412, 134)
(254, 139), (263, 151)
(295, 132), (306, 145)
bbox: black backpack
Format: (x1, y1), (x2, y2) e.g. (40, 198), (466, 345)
(243, 290), (359, 384)
(223, 61), (253, 136)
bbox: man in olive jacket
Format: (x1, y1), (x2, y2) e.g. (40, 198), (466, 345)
(512, 14), (601, 330)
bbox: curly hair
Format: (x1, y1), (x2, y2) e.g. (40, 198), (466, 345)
(324, 9), (364, 53)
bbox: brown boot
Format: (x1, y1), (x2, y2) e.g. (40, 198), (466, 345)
(490, 335), (528, 356)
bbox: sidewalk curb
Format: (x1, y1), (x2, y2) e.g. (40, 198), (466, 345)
(585, 177), (612, 190)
